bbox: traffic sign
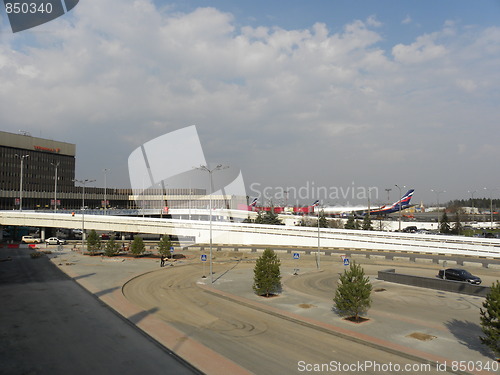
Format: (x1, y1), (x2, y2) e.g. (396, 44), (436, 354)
(201, 254), (207, 262)
(343, 258), (350, 266)
(293, 253), (300, 260)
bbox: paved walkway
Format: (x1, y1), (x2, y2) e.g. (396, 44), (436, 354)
(49, 247), (499, 375)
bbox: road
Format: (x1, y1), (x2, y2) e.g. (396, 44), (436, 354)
(0, 248), (200, 375)
(122, 260), (459, 374)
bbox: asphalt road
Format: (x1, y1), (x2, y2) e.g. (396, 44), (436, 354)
(0, 248), (200, 375)
(122, 261), (457, 374)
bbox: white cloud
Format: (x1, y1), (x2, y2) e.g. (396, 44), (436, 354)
(0, 1), (499, 200)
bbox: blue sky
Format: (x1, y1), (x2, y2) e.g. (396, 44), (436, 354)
(1, 1), (500, 206)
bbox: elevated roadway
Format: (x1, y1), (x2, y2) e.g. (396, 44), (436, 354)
(1, 211), (500, 259)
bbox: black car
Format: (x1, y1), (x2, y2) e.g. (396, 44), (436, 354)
(438, 268), (482, 285)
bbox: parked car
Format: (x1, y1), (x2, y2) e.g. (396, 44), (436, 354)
(438, 268), (482, 285)
(45, 237), (66, 245)
(21, 235), (40, 244)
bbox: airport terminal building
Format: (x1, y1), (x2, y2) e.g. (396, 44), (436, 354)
(0, 131), (244, 212)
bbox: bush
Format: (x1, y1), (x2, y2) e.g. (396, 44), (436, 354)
(86, 229), (101, 254)
(130, 235), (145, 257)
(480, 280), (500, 358)
(333, 262), (372, 322)
(253, 248), (281, 297)
(104, 236), (120, 257)
(158, 235), (172, 258)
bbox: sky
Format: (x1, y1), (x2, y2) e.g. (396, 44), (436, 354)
(1, 0), (500, 207)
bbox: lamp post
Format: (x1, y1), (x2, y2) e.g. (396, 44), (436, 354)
(394, 184), (404, 231)
(484, 188), (497, 230)
(15, 154), (29, 211)
(74, 178), (95, 251)
(431, 189), (446, 229)
(195, 164), (228, 283)
(51, 162), (60, 213)
(385, 188), (391, 205)
(316, 202), (322, 270)
(103, 168), (110, 214)
(468, 190), (476, 222)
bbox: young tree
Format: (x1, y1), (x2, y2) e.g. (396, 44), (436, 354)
(440, 212), (451, 234)
(344, 214), (357, 230)
(318, 210), (329, 228)
(479, 280), (500, 358)
(158, 235), (172, 259)
(451, 210), (463, 235)
(253, 248), (281, 297)
(86, 229), (101, 254)
(104, 236), (120, 257)
(130, 235), (145, 256)
(362, 214), (373, 231)
(333, 262), (372, 322)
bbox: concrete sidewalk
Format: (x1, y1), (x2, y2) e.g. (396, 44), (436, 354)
(49, 248), (499, 375)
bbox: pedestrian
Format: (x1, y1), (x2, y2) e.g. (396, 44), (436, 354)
(160, 255), (165, 268)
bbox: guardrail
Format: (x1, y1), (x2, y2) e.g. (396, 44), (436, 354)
(1, 211), (499, 258)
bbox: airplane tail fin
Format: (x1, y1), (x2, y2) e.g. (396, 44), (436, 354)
(250, 198), (258, 207)
(393, 189), (414, 209)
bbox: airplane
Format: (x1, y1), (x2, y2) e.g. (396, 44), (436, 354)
(321, 189), (415, 216)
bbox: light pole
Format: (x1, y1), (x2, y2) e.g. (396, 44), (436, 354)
(51, 162), (60, 213)
(431, 189), (446, 229)
(468, 190), (476, 222)
(103, 168), (110, 214)
(394, 184), (404, 231)
(484, 188), (497, 230)
(74, 178), (96, 251)
(195, 164), (228, 283)
(316, 202), (322, 270)
(385, 188), (391, 205)
(15, 154), (29, 211)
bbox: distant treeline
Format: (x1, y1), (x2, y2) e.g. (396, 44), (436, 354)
(447, 198), (500, 209)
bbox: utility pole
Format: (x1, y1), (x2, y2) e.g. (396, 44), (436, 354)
(15, 154), (29, 211)
(195, 164), (228, 283)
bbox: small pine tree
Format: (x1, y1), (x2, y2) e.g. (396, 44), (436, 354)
(362, 214), (373, 231)
(158, 235), (172, 258)
(440, 212), (451, 233)
(253, 248), (281, 297)
(345, 214), (356, 229)
(333, 262), (372, 321)
(451, 211), (463, 235)
(130, 235), (145, 256)
(86, 230), (101, 254)
(479, 280), (500, 358)
(104, 236), (119, 257)
(318, 210), (329, 228)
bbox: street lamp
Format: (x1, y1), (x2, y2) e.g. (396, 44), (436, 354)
(431, 189), (446, 229)
(483, 188), (497, 230)
(195, 164), (228, 283)
(51, 162), (60, 213)
(394, 184), (405, 231)
(316, 201), (322, 270)
(15, 154), (29, 211)
(103, 168), (110, 214)
(468, 190), (476, 222)
(74, 178), (96, 251)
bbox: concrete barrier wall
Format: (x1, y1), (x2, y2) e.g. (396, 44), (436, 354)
(2, 211), (500, 259)
(377, 269), (492, 297)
